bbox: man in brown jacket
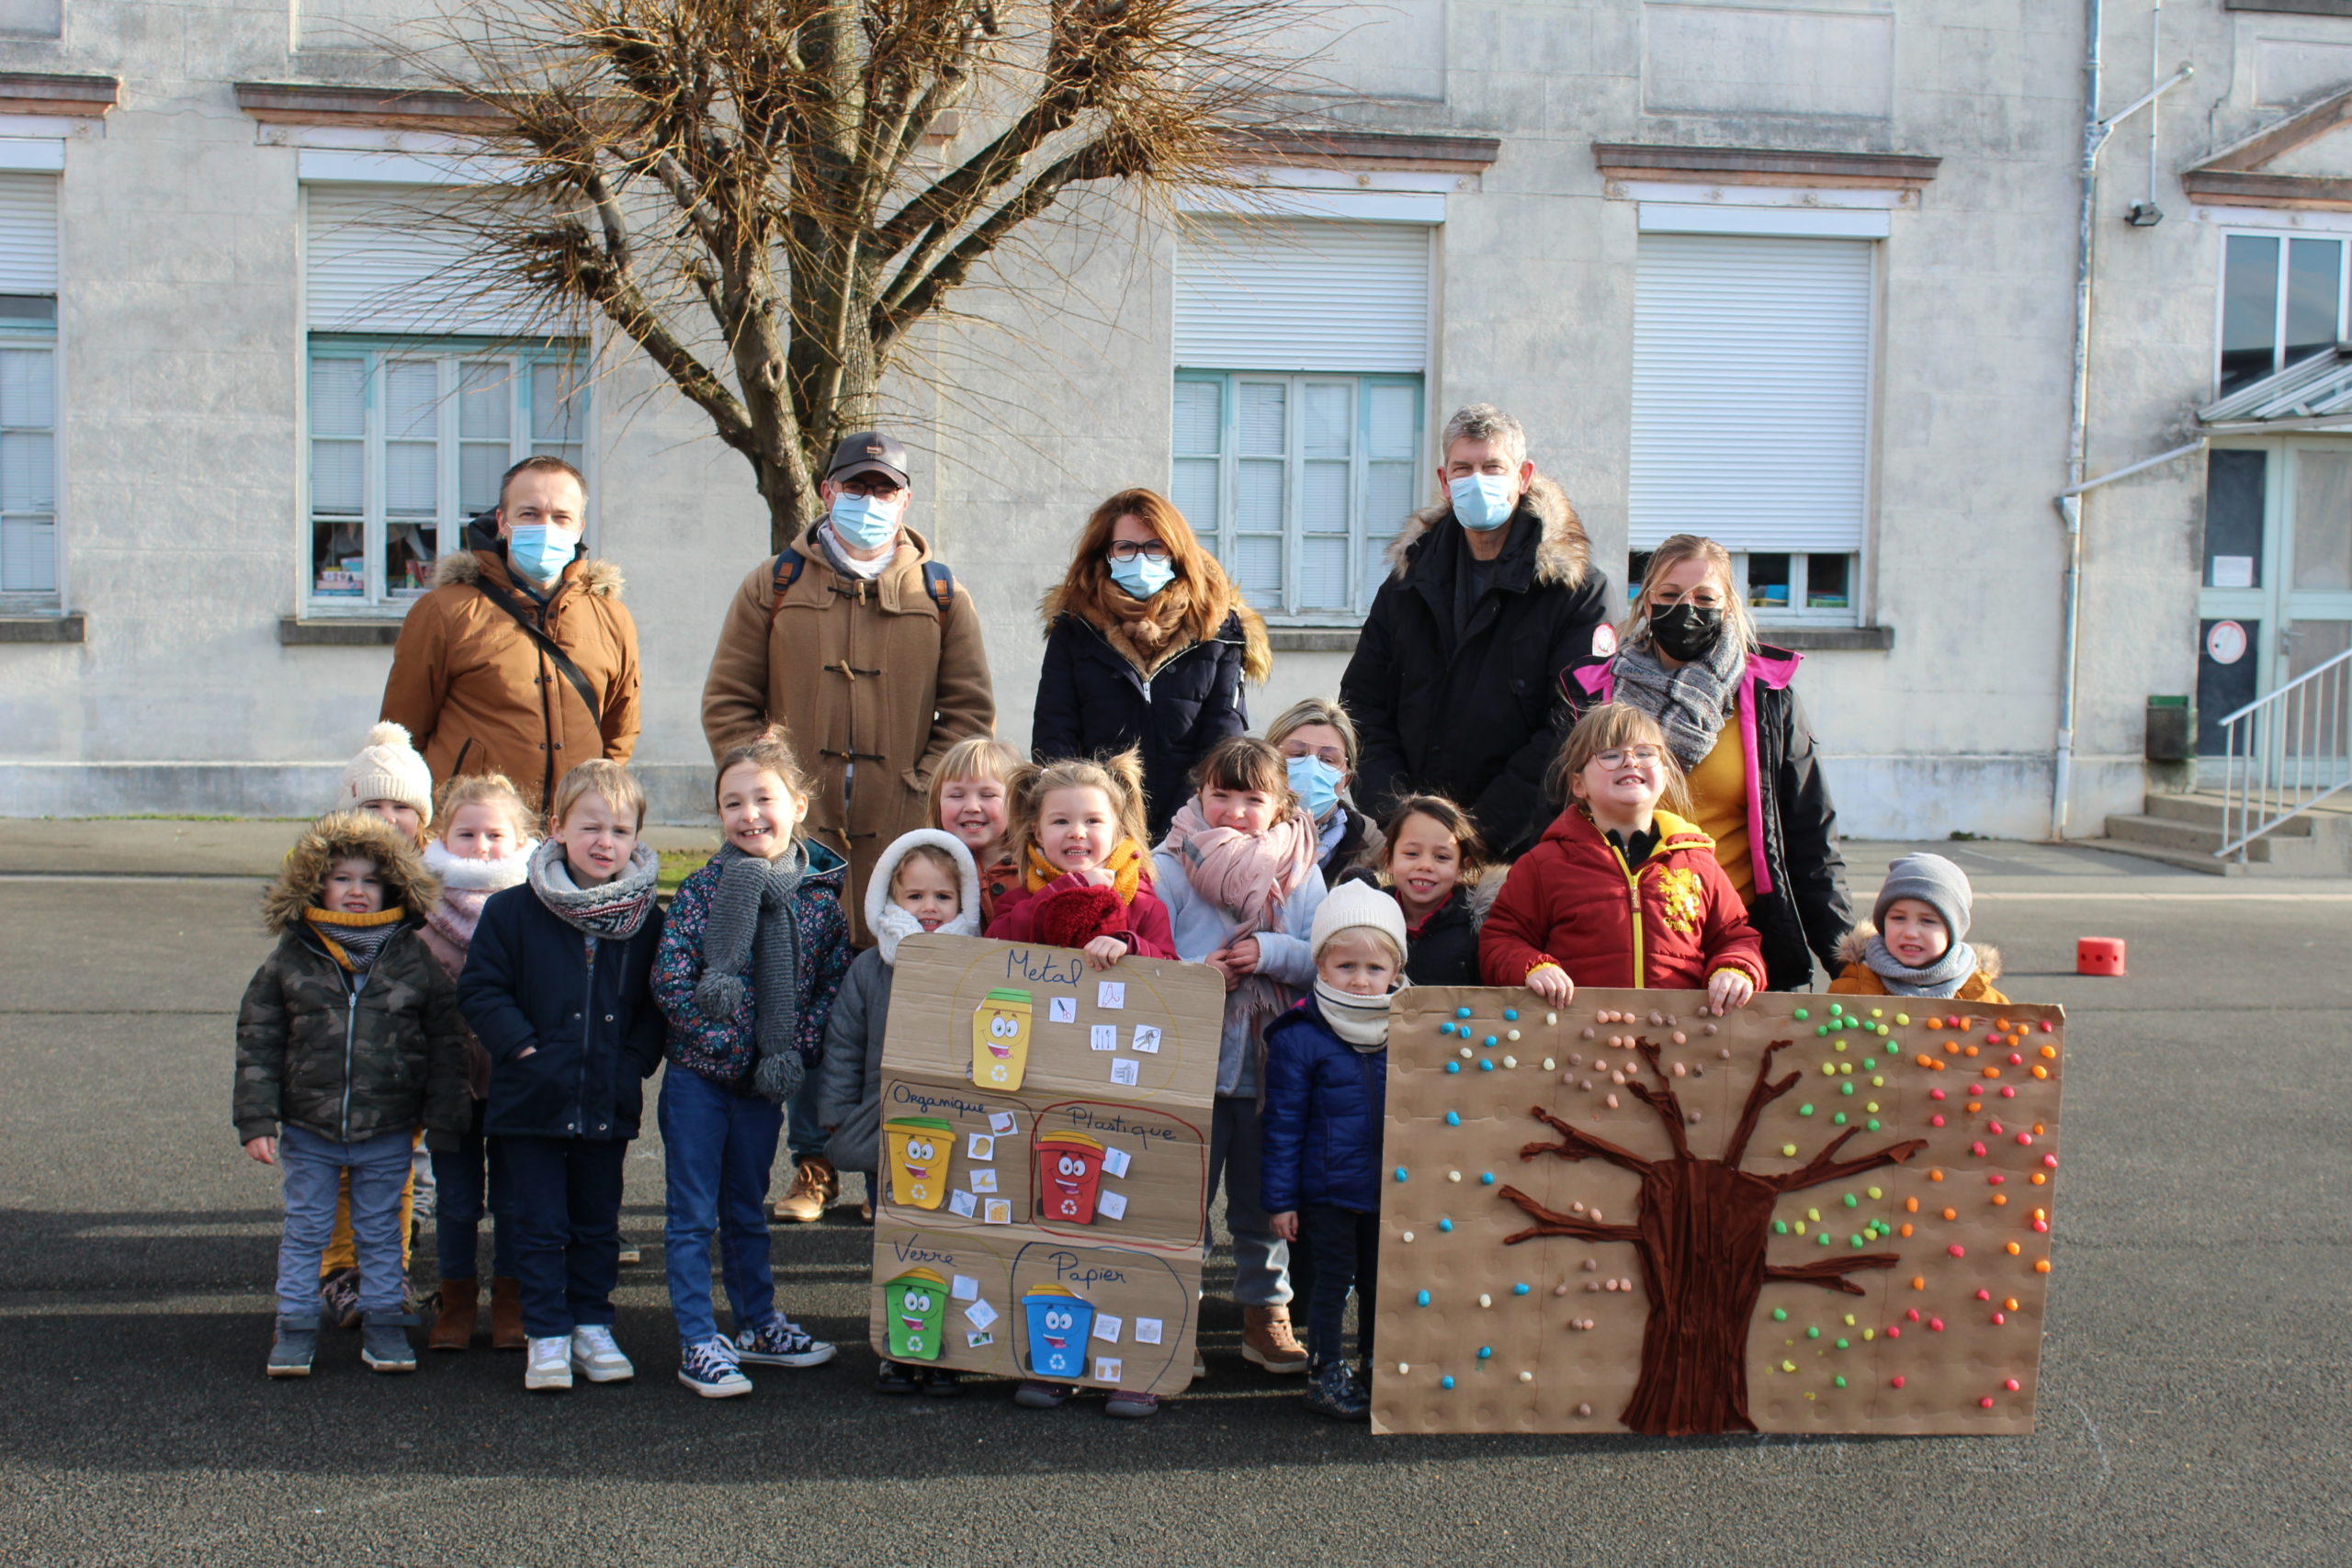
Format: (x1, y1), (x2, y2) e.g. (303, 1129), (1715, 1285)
(700, 429), (994, 1221)
(380, 457), (640, 814)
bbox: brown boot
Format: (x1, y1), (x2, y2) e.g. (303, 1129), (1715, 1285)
(489, 1276), (526, 1350)
(772, 1156), (838, 1224)
(1241, 1305), (1309, 1375)
(428, 1279), (479, 1351)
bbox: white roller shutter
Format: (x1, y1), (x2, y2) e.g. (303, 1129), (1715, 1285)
(0, 173), (57, 295)
(305, 184), (545, 337)
(1629, 232), (1873, 552)
(1174, 218), (1429, 373)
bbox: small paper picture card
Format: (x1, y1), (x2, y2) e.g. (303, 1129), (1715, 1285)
(968, 1168), (999, 1193)
(1093, 1358), (1122, 1383)
(1109, 1059), (1140, 1088)
(1092, 1314), (1123, 1344)
(1097, 981), (1125, 1010)
(1091, 1024), (1119, 1053)
(947, 1189), (978, 1219)
(1133, 1316), (1164, 1346)
(967, 1133), (995, 1160)
(951, 1274), (978, 1302)
(1101, 1146), (1133, 1179)
(965, 1298), (998, 1330)
(1097, 1190), (1129, 1221)
(967, 1330), (994, 1348)
(982, 1198), (1012, 1224)
(989, 1111), (1018, 1136)
(1048, 995), (1079, 1024)
(1131, 1025), (1161, 1055)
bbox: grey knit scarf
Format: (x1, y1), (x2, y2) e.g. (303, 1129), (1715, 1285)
(526, 839), (660, 941)
(1610, 630), (1747, 771)
(1862, 934), (1980, 998)
(693, 841), (810, 1104)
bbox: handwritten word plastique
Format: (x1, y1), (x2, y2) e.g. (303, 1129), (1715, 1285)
(890, 1083), (994, 1119)
(1002, 948), (1085, 986)
(1061, 1106), (1182, 1143)
(1049, 1251), (1128, 1289)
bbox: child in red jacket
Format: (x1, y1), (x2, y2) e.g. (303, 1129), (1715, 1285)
(985, 749), (1176, 965)
(1480, 704), (1764, 1013)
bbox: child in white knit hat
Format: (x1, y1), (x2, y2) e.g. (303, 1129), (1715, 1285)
(338, 721), (436, 851)
(1260, 878), (1409, 1423)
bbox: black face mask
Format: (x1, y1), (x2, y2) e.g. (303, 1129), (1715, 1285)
(1649, 603), (1725, 662)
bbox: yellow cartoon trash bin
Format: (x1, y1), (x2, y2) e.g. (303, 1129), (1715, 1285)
(972, 987), (1034, 1090)
(882, 1116), (955, 1210)
(884, 1268), (949, 1362)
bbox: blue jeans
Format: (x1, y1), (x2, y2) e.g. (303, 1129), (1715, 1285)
(786, 1064), (829, 1167)
(1300, 1202), (1380, 1368)
(1209, 1095), (1291, 1307)
(430, 1111), (515, 1280)
(500, 1135), (626, 1339)
(276, 1126), (413, 1318)
(661, 1066), (784, 1348)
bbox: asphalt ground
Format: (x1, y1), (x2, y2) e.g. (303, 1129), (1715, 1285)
(1, 836), (2347, 1566)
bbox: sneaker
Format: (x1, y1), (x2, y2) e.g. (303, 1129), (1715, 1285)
(1242, 1305), (1309, 1374)
(1303, 1359), (1369, 1421)
(773, 1157), (838, 1224)
(318, 1268), (362, 1331)
(1104, 1389), (1161, 1419)
(677, 1337), (752, 1398)
(359, 1313), (417, 1373)
(1012, 1379), (1072, 1409)
(570, 1325), (635, 1383)
(524, 1336), (574, 1392)
(266, 1314), (319, 1378)
(918, 1366), (964, 1398)
(734, 1314), (836, 1368)
(876, 1359), (922, 1396)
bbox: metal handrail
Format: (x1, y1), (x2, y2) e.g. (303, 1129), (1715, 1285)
(2213, 644), (2352, 862)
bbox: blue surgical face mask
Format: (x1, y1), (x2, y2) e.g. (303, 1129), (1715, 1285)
(1448, 472), (1518, 532)
(505, 523), (581, 585)
(1287, 753), (1345, 822)
(1109, 552), (1176, 600)
(829, 491), (904, 553)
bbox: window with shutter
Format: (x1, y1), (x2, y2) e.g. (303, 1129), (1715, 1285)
(0, 170), (57, 608)
(1630, 231), (1875, 626)
(1172, 218), (1430, 620)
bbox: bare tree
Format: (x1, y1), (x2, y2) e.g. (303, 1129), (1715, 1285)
(1498, 1037), (1928, 1437)
(411, 0), (1319, 549)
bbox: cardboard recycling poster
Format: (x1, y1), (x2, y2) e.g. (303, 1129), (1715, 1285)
(1372, 987), (2064, 1437)
(868, 936), (1225, 1395)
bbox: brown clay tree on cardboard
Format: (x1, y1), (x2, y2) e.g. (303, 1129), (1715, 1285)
(1498, 1037), (1927, 1437)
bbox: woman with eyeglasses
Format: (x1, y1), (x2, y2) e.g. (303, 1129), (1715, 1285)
(1032, 490), (1271, 838)
(1562, 534), (1851, 990)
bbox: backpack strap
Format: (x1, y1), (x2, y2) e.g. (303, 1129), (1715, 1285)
(767, 547), (806, 627)
(922, 561), (956, 619)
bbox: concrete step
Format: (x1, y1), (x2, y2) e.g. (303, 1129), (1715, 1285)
(2144, 793), (2315, 835)
(2077, 835), (2241, 875)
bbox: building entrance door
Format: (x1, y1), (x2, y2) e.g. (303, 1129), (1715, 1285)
(2197, 440), (2352, 767)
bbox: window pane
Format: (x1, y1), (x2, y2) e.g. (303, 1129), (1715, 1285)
(1300, 535), (1348, 611)
(309, 356), (364, 439)
(2221, 234), (2280, 393)
(1302, 382), (1351, 458)
(0, 513), (51, 592)
(311, 519), (368, 598)
(1237, 382), (1285, 457)
(1171, 457), (1218, 534)
(386, 440), (435, 516)
(530, 442), (583, 471)
(2286, 239), (2342, 370)
(1301, 460), (1349, 535)
(2292, 450), (2352, 593)
(1237, 458), (1284, 533)
(459, 361), (511, 440)
(0, 428), (50, 511)
(1805, 552), (1852, 609)
(460, 442), (506, 516)
(1365, 383), (1418, 461)
(311, 440), (362, 516)
(384, 360), (437, 440)
(531, 360), (588, 443)
(1229, 534), (1282, 602)
(2204, 448), (2266, 588)
(1364, 458), (1414, 608)
(0, 346), (51, 428)
(388, 522), (437, 599)
(1173, 379), (1221, 456)
(1747, 551), (1792, 609)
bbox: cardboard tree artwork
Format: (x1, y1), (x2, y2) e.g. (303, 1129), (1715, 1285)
(868, 936), (1224, 1395)
(1372, 987), (2064, 1437)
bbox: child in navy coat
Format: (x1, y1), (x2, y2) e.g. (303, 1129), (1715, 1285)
(1261, 880), (1409, 1422)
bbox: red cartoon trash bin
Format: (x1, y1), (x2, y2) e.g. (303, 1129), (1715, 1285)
(1035, 1132), (1107, 1224)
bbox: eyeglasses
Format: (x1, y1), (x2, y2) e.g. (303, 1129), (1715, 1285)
(1593, 746), (1663, 768)
(1107, 540), (1171, 564)
(1281, 742), (1348, 767)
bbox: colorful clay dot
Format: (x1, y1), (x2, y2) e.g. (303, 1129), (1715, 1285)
(1849, 1235), (1865, 1248)
(1772, 1308), (1788, 1321)
(1807, 1325), (1820, 1339)
(1891, 1375), (1906, 1389)
(1799, 1103), (1815, 1116)
(1781, 1143), (1798, 1156)
(1483, 1035), (1498, 1048)
(1840, 1083), (1855, 1096)
(1440, 1021), (1454, 1036)
(1980, 1396), (1996, 1409)
(1512, 1282), (1530, 1296)
(1793, 1008), (1809, 1021)
(1833, 1112), (1848, 1125)
(2005, 1378), (2021, 1392)
(1395, 1167), (1409, 1182)
(1781, 1360), (1797, 1373)
(1416, 1290), (1430, 1306)
(1842, 1193), (1859, 1208)
(1894, 1013), (1909, 1026)
(1438, 1218), (1453, 1232)
(2006, 1241), (2022, 1255)
(1441, 1375), (1455, 1390)
(1479, 1172), (1496, 1186)
(1866, 1119), (1881, 1132)
(1836, 1339), (1849, 1350)
(1478, 1059), (1496, 1072)
(1828, 1004), (1843, 1016)
(1949, 1244), (1966, 1258)
(1834, 1376), (1849, 1389)
(1867, 1187), (1883, 1200)
(1476, 1346), (1493, 1360)
(1455, 1007), (1471, 1019)
(1444, 1062), (1460, 1074)
(1503, 1009), (1519, 1021)
(1507, 1030), (1521, 1042)
(1444, 1111), (1460, 1127)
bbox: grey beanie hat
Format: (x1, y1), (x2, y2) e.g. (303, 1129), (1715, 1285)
(1872, 852), (1972, 943)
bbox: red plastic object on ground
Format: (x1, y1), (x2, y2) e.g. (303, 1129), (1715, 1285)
(2075, 937), (2125, 976)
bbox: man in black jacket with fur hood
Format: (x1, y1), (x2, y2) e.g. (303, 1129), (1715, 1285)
(1339, 404), (1613, 859)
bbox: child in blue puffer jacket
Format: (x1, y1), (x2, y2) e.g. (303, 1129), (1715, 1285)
(1262, 879), (1408, 1423)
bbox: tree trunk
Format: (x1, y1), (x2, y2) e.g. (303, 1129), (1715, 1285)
(1619, 1160), (1781, 1437)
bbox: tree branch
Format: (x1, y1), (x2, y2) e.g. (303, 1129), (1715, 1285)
(1722, 1039), (1800, 1168)
(1772, 1129), (1929, 1194)
(1497, 1186), (1645, 1248)
(1624, 1038), (1693, 1158)
(1518, 1105), (1656, 1178)
(1764, 1256), (1901, 1296)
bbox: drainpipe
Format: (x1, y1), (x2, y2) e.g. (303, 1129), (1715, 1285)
(2052, 0), (2193, 840)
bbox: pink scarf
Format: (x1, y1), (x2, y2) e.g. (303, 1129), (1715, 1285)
(1159, 800), (1320, 1043)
